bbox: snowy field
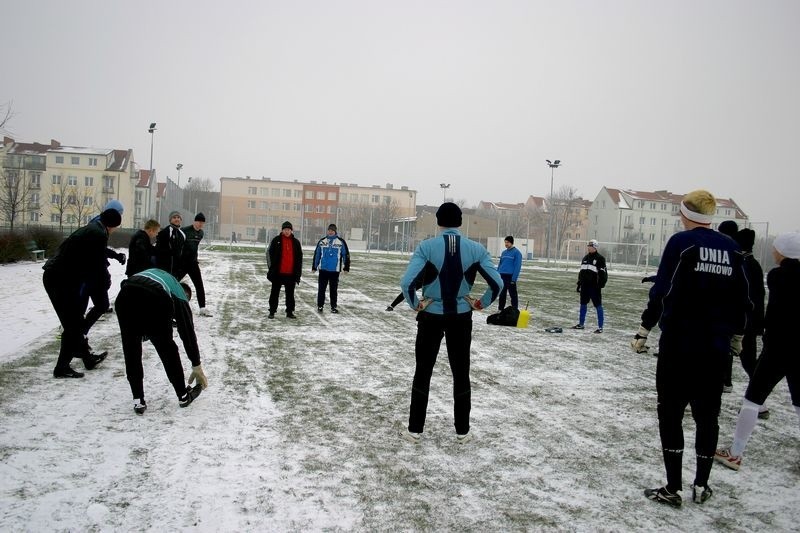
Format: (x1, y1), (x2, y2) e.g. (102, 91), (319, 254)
(0, 247), (798, 532)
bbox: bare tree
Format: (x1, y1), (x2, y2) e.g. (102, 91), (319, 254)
(69, 184), (100, 226)
(0, 101), (14, 135)
(0, 167), (32, 231)
(551, 185), (583, 256)
(50, 173), (71, 231)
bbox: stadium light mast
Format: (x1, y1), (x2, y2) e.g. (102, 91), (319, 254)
(545, 159), (561, 264)
(439, 183), (450, 203)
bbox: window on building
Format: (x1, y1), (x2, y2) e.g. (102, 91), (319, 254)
(282, 203), (290, 210)
(650, 233), (655, 241)
(51, 194), (61, 204)
(67, 195), (77, 205)
(88, 157), (98, 166)
(84, 196), (93, 206)
(283, 189), (292, 197)
(30, 173), (41, 188)
(639, 216), (645, 225)
(305, 191), (314, 199)
(651, 218), (656, 225)
(247, 200), (256, 209)
(247, 186), (257, 195)
(68, 175), (78, 186)
(30, 192), (40, 206)
(260, 188), (269, 196)
(29, 212), (39, 222)
(247, 214), (256, 224)
(661, 203), (667, 210)
(103, 176), (114, 192)
(135, 191), (142, 204)
(246, 227), (256, 237)
(260, 201), (268, 210)
(84, 176), (94, 186)
(293, 190), (302, 198)
(51, 214), (61, 223)
(55, 156), (64, 164)
(66, 214), (77, 224)
(372, 195), (380, 203)
(649, 202), (655, 209)
(52, 175), (61, 184)
(70, 156), (79, 165)
(304, 204), (312, 212)
(315, 205), (325, 213)
(328, 192), (337, 201)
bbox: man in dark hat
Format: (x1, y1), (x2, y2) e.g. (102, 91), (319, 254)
(312, 223), (350, 313)
(43, 208), (122, 378)
(266, 221), (303, 319)
(572, 239), (607, 333)
(180, 213), (211, 316)
(398, 202), (503, 445)
(155, 211), (185, 277)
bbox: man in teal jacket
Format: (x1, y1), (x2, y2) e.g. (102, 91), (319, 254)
(399, 202), (503, 444)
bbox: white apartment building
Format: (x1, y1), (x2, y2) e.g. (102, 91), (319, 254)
(588, 187), (748, 262)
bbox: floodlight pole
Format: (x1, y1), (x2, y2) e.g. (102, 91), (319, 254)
(546, 159), (561, 265)
(439, 183), (450, 203)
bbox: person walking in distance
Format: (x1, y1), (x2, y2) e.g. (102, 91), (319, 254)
(42, 208), (122, 378)
(155, 211), (185, 277)
(181, 213), (212, 316)
(631, 190), (750, 508)
(312, 223), (350, 313)
(115, 268), (207, 414)
(496, 235), (522, 311)
(573, 239), (608, 333)
(715, 232), (800, 473)
(266, 221), (303, 319)
(126, 219), (160, 277)
(398, 202), (503, 445)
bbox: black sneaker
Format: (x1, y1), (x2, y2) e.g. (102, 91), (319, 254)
(331, 308), (339, 314)
(179, 385), (202, 408)
(758, 408), (770, 420)
(268, 312), (275, 319)
(286, 312), (297, 319)
(593, 328), (603, 334)
(571, 324), (584, 330)
(317, 306), (324, 313)
(133, 399), (147, 415)
(644, 486), (682, 508)
(385, 306), (394, 311)
(53, 366), (85, 378)
(82, 350), (108, 370)
(691, 484), (713, 504)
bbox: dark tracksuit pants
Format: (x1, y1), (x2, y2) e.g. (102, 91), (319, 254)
(43, 270), (86, 370)
(408, 312), (473, 435)
(115, 285), (188, 400)
(317, 270), (340, 309)
(81, 283), (110, 336)
(656, 337), (725, 491)
(498, 273), (518, 310)
(744, 341), (800, 406)
(269, 274), (296, 314)
(181, 261), (206, 308)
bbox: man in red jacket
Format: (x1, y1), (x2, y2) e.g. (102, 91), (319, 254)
(266, 221), (303, 319)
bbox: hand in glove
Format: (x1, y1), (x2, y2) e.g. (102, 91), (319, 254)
(416, 298), (433, 312)
(576, 282), (581, 293)
(730, 335), (744, 357)
(115, 252), (127, 265)
(188, 364), (208, 390)
(631, 326), (650, 354)
(464, 295), (483, 310)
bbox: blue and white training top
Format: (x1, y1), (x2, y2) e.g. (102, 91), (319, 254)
(497, 246), (523, 281)
(313, 234), (351, 272)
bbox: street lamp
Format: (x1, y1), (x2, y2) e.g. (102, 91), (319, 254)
(545, 159), (561, 264)
(439, 183), (450, 203)
(148, 122), (157, 186)
(176, 163), (183, 188)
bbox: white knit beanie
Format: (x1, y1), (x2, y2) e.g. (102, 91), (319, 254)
(773, 232), (800, 260)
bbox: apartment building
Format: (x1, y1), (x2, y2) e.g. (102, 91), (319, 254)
(219, 176), (417, 247)
(0, 137), (138, 229)
(588, 187), (748, 262)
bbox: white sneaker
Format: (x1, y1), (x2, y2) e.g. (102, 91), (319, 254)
(199, 308), (213, 317)
(399, 427), (421, 444)
(456, 432), (473, 444)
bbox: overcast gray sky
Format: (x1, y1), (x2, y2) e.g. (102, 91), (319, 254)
(4, 0), (798, 233)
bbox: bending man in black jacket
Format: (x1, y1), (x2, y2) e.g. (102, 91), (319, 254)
(126, 219), (160, 277)
(115, 268), (208, 414)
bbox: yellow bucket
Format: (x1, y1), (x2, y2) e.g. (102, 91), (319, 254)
(517, 308), (530, 328)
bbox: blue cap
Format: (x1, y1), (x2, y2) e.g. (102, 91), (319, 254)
(104, 199), (124, 214)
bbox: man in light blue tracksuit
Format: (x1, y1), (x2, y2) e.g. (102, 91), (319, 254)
(399, 202), (503, 444)
(312, 223), (351, 313)
(497, 235), (523, 310)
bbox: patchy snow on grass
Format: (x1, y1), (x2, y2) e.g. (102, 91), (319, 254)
(0, 249), (798, 531)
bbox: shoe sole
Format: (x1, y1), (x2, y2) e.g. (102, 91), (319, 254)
(713, 455), (741, 471)
(644, 488), (682, 508)
(456, 434), (473, 444)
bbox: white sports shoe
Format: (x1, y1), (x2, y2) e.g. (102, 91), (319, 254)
(399, 427), (421, 444)
(199, 308), (213, 317)
(456, 432), (473, 444)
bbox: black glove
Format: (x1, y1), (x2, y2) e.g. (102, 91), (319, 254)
(576, 282), (581, 293)
(115, 252), (126, 265)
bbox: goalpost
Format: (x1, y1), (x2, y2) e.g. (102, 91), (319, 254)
(561, 240), (650, 275)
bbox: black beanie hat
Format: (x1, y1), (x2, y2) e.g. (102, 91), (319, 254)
(436, 202), (462, 228)
(99, 208), (122, 228)
(194, 212), (206, 222)
(735, 228), (756, 252)
(718, 220), (739, 237)
(505, 235), (514, 244)
(328, 224), (337, 232)
(281, 221), (293, 230)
